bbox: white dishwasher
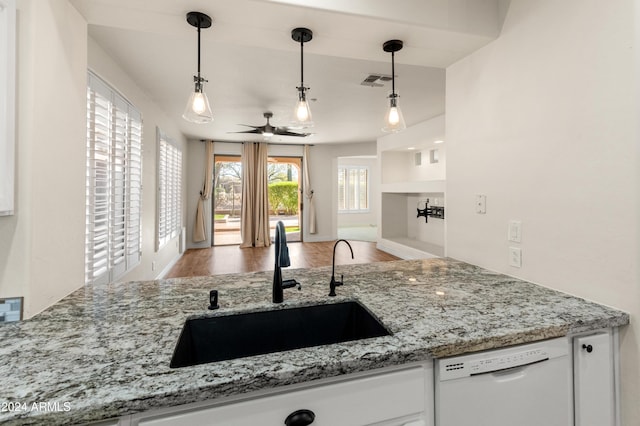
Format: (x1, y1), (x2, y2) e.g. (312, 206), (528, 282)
(435, 337), (572, 426)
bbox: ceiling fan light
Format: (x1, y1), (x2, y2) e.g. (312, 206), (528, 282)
(263, 123), (275, 138)
(382, 94), (406, 133)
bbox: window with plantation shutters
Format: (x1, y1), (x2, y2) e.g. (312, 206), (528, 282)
(337, 166), (369, 213)
(156, 128), (182, 250)
(85, 71), (142, 285)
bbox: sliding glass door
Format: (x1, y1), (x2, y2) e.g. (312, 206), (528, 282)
(211, 155), (302, 246)
(212, 155), (302, 245)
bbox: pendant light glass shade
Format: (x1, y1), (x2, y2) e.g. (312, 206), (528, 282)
(293, 87), (313, 125)
(183, 78), (213, 123)
(383, 93), (406, 133)
(291, 28), (314, 128)
(183, 12), (213, 124)
(382, 39), (406, 133)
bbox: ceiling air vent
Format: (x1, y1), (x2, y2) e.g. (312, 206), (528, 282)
(360, 74), (393, 87)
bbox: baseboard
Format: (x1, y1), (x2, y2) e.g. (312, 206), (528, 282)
(376, 238), (442, 260)
(156, 252), (183, 279)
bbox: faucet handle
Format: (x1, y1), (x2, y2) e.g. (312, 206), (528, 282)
(282, 279), (301, 290)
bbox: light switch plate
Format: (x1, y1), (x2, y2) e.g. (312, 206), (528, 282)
(509, 247), (522, 268)
(475, 195), (486, 214)
(508, 220), (522, 242)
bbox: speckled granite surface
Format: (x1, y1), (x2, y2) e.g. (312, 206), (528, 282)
(0, 258), (628, 425)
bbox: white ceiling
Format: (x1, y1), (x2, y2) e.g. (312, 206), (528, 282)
(70, 0), (506, 144)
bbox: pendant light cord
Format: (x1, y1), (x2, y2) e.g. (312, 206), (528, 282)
(197, 21), (201, 78)
(300, 38), (304, 87)
(391, 51), (395, 96)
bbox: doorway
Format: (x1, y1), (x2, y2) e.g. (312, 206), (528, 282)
(212, 155), (302, 246)
(268, 157), (302, 243)
(212, 155), (242, 246)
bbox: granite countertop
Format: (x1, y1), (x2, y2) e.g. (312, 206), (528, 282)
(0, 258), (629, 425)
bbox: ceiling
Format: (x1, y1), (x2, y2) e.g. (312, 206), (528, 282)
(70, 0), (507, 144)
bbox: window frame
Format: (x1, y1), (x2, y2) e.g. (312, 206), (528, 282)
(0, 0), (16, 216)
(337, 165), (370, 214)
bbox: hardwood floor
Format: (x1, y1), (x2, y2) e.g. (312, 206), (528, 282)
(164, 241), (399, 278)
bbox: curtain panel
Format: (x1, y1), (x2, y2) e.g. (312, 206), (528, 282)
(303, 144), (317, 234)
(240, 142), (271, 248)
(193, 140), (214, 243)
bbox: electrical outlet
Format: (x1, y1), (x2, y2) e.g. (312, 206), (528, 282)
(508, 220), (522, 242)
(0, 297), (23, 322)
(475, 195), (486, 214)
(509, 247), (522, 268)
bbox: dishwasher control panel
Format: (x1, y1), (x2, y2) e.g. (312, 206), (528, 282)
(438, 337), (569, 381)
(468, 348), (547, 375)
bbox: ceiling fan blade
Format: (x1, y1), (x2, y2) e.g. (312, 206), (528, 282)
(227, 129), (262, 135)
(274, 129), (310, 137)
(230, 113), (308, 137)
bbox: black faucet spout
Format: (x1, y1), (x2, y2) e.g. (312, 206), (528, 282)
(273, 221), (300, 303)
(329, 239), (354, 297)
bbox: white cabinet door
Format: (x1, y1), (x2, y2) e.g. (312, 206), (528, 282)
(574, 332), (616, 426)
(134, 365), (430, 426)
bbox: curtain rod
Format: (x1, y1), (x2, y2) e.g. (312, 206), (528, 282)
(199, 139), (313, 147)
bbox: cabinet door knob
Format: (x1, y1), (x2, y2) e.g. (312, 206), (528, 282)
(582, 344), (593, 353)
(284, 409), (315, 425)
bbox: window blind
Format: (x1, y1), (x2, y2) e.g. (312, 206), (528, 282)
(85, 71), (142, 285)
(337, 166), (369, 212)
(156, 128), (182, 250)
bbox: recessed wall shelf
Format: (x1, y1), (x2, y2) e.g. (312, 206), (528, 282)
(377, 115), (446, 260)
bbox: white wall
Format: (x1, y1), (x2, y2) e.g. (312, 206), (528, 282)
(88, 37), (188, 282)
(446, 1), (639, 423)
(0, 0), (87, 318)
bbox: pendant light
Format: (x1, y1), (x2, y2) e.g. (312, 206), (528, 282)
(291, 27), (313, 127)
(182, 12), (213, 124)
(382, 39), (406, 133)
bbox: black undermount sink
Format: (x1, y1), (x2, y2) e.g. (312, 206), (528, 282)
(170, 301), (391, 368)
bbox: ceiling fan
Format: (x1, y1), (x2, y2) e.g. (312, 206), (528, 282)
(230, 112), (311, 138)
